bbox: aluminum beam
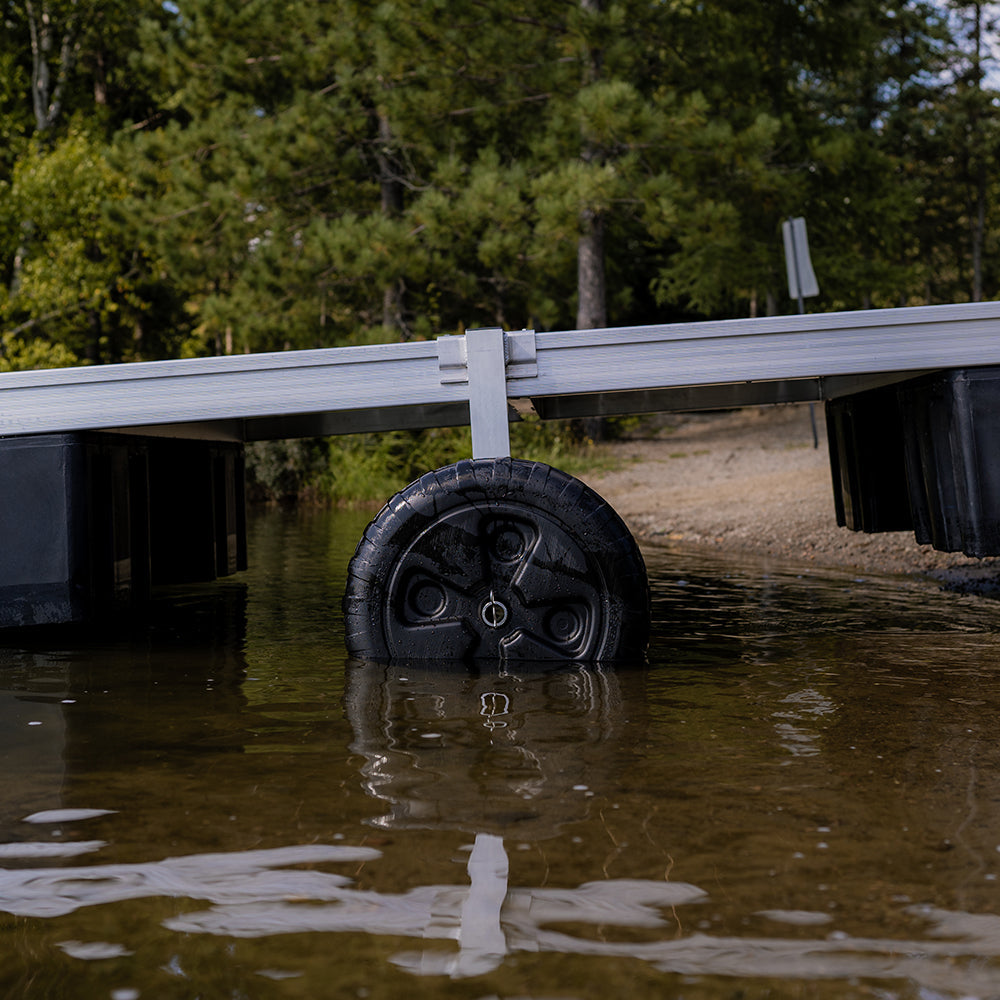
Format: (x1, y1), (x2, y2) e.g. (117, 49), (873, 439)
(0, 339), (462, 439)
(0, 302), (999, 441)
(526, 302), (1000, 400)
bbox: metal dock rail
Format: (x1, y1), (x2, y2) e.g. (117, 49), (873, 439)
(1, 301), (999, 453)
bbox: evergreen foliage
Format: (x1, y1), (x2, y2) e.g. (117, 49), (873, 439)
(1, 0), (998, 498)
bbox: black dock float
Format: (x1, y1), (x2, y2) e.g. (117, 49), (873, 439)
(827, 366), (1000, 558)
(0, 433), (246, 628)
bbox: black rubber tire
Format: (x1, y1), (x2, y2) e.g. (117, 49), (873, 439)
(343, 458), (649, 662)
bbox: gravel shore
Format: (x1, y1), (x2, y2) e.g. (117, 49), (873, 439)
(581, 403), (1000, 589)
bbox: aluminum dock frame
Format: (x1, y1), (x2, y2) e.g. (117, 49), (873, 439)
(3, 300), (1000, 633)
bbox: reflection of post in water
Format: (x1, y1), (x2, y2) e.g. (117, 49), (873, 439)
(449, 832), (509, 978)
(344, 659), (638, 839)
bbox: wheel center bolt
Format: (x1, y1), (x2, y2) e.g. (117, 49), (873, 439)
(480, 592), (509, 629)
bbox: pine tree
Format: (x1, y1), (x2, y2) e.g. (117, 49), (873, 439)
(936, 2), (1000, 301)
(0, 0), (172, 365)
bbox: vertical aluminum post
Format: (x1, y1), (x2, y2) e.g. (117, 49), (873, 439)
(466, 328), (511, 459)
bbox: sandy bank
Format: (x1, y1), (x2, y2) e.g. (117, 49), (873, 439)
(581, 403), (1000, 590)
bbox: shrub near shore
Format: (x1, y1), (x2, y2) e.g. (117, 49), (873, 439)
(246, 418), (615, 506)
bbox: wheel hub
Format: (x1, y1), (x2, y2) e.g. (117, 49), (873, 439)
(387, 503), (603, 659)
(480, 592), (509, 629)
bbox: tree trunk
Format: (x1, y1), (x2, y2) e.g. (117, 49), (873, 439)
(972, 170), (985, 302)
(576, 208), (606, 329)
(382, 278), (405, 332)
(576, 0), (607, 440)
(576, 0), (606, 333)
(376, 111), (407, 336)
(966, 2), (986, 302)
(25, 0), (80, 133)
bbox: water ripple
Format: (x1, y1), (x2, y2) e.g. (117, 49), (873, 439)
(0, 844), (381, 918)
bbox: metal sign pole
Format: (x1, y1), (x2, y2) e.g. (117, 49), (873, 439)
(783, 217), (820, 446)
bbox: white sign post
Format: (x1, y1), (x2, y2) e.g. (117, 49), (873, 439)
(782, 216), (819, 311)
(782, 216), (820, 446)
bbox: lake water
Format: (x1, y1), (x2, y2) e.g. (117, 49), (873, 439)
(3, 506), (1000, 999)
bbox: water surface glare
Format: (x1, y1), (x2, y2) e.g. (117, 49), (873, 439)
(2, 507), (1000, 998)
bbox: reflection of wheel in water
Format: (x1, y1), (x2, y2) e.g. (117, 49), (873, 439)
(343, 458), (649, 662)
(343, 659), (631, 836)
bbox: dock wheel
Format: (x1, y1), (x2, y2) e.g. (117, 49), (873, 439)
(343, 458), (649, 662)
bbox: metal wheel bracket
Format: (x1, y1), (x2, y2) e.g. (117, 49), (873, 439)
(437, 328), (537, 460)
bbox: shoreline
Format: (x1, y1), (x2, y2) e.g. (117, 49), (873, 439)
(580, 403), (1000, 591)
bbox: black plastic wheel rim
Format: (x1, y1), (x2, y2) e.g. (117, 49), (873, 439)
(343, 458), (650, 663)
(385, 501), (604, 661)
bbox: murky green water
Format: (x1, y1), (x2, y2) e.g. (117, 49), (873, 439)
(3, 507), (1000, 999)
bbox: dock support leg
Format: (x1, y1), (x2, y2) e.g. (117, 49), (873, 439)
(466, 328), (511, 460)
